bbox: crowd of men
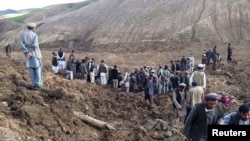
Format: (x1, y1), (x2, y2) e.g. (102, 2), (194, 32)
(19, 22), (248, 141)
(52, 48), (198, 94)
(50, 43), (250, 141)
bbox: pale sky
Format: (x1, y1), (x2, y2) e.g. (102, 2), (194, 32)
(0, 0), (86, 11)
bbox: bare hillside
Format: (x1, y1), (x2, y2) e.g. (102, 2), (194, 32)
(0, 20), (21, 47)
(24, 0), (99, 23)
(2, 0), (249, 48)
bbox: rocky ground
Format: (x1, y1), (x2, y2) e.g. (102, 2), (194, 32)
(0, 42), (249, 141)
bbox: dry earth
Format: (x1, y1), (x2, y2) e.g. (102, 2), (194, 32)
(0, 41), (249, 141)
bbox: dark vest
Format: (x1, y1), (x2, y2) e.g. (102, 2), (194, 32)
(171, 75), (180, 89)
(58, 51), (65, 60)
(52, 56), (58, 66)
(88, 63), (95, 72)
(99, 63), (107, 73)
(175, 64), (181, 71)
(190, 103), (223, 140)
(229, 112), (245, 125)
(172, 89), (187, 108)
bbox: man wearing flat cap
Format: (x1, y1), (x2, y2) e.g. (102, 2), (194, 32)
(183, 93), (224, 141)
(219, 104), (250, 125)
(172, 83), (187, 125)
(20, 22), (43, 89)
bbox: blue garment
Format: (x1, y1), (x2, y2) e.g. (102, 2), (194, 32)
(219, 112), (250, 125)
(20, 30), (38, 53)
(20, 29), (43, 87)
(26, 56), (42, 68)
(29, 67), (43, 87)
(20, 29), (42, 68)
(148, 80), (154, 96)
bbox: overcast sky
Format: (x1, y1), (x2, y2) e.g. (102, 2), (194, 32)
(0, 0), (86, 11)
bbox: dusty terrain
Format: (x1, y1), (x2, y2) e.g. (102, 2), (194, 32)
(0, 0), (249, 140)
(0, 41), (249, 141)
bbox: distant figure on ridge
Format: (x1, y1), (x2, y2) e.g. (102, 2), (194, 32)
(5, 44), (11, 59)
(227, 43), (233, 62)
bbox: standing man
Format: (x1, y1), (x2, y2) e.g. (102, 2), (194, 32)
(227, 43), (233, 62)
(79, 59), (88, 80)
(88, 59), (95, 83)
(52, 52), (59, 74)
(189, 54), (195, 72)
(180, 56), (187, 72)
(159, 65), (170, 94)
(112, 65), (119, 89)
(205, 49), (213, 66)
(5, 44), (11, 59)
(170, 60), (175, 73)
(20, 22), (43, 88)
(212, 51), (218, 71)
(57, 48), (65, 70)
(185, 81), (204, 122)
(189, 64), (206, 90)
(183, 93), (224, 141)
(97, 60), (108, 85)
(172, 83), (187, 125)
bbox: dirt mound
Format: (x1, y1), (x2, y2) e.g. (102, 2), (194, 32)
(0, 57), (186, 141)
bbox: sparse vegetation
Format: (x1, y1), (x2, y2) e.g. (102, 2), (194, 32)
(3, 0), (99, 23)
(4, 8), (51, 23)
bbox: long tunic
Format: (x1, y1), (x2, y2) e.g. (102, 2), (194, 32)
(173, 89), (186, 117)
(20, 29), (42, 68)
(183, 103), (224, 141)
(189, 71), (206, 88)
(186, 86), (204, 108)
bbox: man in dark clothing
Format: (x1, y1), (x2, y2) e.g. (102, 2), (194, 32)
(5, 44), (11, 58)
(180, 71), (189, 91)
(175, 60), (181, 72)
(57, 48), (65, 70)
(57, 48), (65, 61)
(136, 72), (143, 92)
(170, 60), (175, 73)
(112, 65), (119, 89)
(108, 67), (113, 85)
(183, 93), (224, 141)
(180, 56), (187, 72)
(76, 60), (82, 79)
(213, 46), (217, 54)
(170, 71), (180, 91)
(118, 72), (123, 88)
(219, 104), (250, 125)
(79, 59), (88, 80)
(130, 73), (138, 93)
(212, 52), (218, 71)
(87, 59), (95, 83)
(205, 49), (213, 66)
(227, 43), (233, 62)
(98, 60), (108, 85)
(52, 52), (58, 74)
(66, 55), (76, 80)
